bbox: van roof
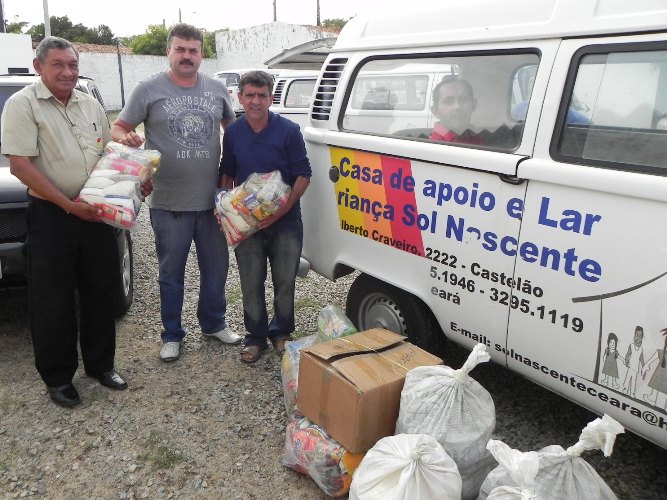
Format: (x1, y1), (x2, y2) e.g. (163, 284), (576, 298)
(333, 0), (667, 52)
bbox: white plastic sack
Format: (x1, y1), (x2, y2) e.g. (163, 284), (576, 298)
(396, 343), (496, 498)
(478, 415), (624, 500)
(482, 440), (539, 500)
(396, 344), (495, 464)
(349, 433), (462, 500)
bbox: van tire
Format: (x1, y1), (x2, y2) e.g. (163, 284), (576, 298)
(116, 230), (134, 318)
(345, 273), (445, 355)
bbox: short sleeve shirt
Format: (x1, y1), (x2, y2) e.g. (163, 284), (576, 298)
(1, 79), (111, 199)
(118, 71), (235, 211)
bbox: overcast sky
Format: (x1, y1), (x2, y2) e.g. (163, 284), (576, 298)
(3, 0), (441, 37)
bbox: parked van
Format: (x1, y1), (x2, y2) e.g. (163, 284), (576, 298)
(298, 0), (667, 448)
(213, 68), (279, 115)
(271, 70), (319, 128)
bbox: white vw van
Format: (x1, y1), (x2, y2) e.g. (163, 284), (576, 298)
(299, 0), (667, 448)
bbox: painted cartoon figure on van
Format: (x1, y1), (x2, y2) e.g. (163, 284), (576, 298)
(623, 326), (646, 398)
(642, 328), (667, 411)
(600, 332), (620, 389)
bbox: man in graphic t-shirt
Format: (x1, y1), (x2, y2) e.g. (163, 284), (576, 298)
(111, 23), (242, 362)
(430, 75), (483, 145)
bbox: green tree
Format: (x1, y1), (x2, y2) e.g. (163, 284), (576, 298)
(322, 18), (349, 30)
(6, 21), (29, 34)
(128, 24), (170, 56)
(26, 15), (117, 44)
(129, 24), (217, 58)
(89, 25), (116, 45)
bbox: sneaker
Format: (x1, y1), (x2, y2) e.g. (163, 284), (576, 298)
(160, 342), (181, 362)
(204, 327), (243, 345)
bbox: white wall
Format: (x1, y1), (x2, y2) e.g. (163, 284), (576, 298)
(216, 22), (334, 69)
(75, 22), (334, 112)
(79, 53), (222, 111)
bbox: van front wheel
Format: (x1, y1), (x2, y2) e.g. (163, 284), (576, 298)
(345, 273), (444, 355)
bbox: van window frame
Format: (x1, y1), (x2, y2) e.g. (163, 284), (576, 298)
(337, 48), (542, 153)
(283, 78), (317, 109)
(550, 40), (667, 176)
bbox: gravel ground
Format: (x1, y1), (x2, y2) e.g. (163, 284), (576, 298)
(1, 212), (666, 499)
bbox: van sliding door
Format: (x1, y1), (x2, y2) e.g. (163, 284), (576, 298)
(513, 36), (667, 448)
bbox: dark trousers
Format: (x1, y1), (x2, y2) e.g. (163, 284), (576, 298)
(27, 196), (119, 386)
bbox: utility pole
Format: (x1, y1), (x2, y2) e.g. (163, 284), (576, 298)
(273, 0), (277, 22)
(179, 8), (182, 22)
(317, 0), (321, 26)
(43, 0), (51, 37)
(0, 0), (5, 33)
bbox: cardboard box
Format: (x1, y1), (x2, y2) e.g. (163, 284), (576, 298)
(296, 328), (443, 453)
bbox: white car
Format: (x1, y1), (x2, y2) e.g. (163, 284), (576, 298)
(213, 68), (280, 116)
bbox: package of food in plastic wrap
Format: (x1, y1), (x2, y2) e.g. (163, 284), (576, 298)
(395, 343), (497, 499)
(76, 141), (160, 229)
(316, 304), (357, 342)
(215, 170), (291, 248)
(478, 415), (624, 500)
(349, 434), (462, 500)
(280, 305), (356, 417)
(281, 334), (318, 416)
(283, 411), (365, 497)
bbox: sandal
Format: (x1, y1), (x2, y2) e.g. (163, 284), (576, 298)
(240, 345), (267, 364)
(270, 336), (293, 356)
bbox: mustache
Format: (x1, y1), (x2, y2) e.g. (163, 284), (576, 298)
(180, 60), (194, 66)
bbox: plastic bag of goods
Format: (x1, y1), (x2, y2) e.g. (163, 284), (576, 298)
(215, 170), (290, 248)
(280, 334), (318, 416)
(478, 414), (624, 500)
(316, 304), (357, 342)
(349, 433), (462, 500)
(479, 440), (539, 500)
(76, 141), (160, 229)
(283, 411), (364, 497)
(396, 343), (497, 499)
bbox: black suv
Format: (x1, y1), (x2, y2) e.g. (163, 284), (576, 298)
(0, 74), (133, 316)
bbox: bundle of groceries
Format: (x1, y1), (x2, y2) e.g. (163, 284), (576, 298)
(280, 305), (357, 417)
(281, 330), (625, 500)
(283, 411), (364, 497)
(215, 170), (290, 248)
(76, 141), (160, 229)
(396, 343), (498, 499)
(478, 414), (624, 500)
(349, 433), (462, 500)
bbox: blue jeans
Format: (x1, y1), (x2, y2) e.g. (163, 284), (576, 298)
(234, 218), (303, 347)
(150, 208), (229, 342)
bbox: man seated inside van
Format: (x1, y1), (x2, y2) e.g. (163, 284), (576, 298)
(430, 75), (483, 145)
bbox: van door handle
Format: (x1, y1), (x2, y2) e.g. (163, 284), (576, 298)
(499, 173), (525, 185)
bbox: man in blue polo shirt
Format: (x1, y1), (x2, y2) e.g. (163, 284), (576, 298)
(219, 71), (311, 364)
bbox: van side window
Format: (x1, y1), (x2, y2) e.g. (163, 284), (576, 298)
(555, 46), (667, 174)
(285, 79), (316, 108)
(341, 53), (539, 151)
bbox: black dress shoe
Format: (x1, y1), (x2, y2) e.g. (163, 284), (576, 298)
(97, 370), (128, 390)
(47, 383), (81, 407)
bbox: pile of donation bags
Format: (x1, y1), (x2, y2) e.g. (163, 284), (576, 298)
(214, 170), (290, 248)
(76, 141), (160, 229)
(280, 306), (625, 499)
